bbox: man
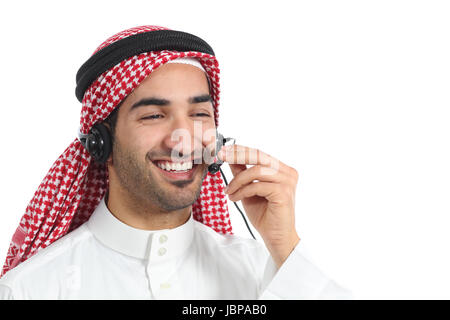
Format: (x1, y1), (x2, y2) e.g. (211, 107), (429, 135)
(0, 25), (351, 299)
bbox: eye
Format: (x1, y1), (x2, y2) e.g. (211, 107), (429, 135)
(193, 113), (211, 117)
(141, 113), (211, 120)
(141, 114), (163, 120)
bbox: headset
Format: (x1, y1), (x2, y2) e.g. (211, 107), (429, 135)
(78, 123), (257, 240)
(78, 123), (230, 173)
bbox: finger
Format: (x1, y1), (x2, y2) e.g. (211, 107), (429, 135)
(218, 144), (289, 175)
(228, 181), (285, 203)
(226, 164), (287, 195)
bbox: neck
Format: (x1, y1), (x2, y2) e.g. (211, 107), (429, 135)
(105, 184), (192, 231)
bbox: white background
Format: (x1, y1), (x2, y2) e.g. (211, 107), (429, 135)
(0, 0), (449, 299)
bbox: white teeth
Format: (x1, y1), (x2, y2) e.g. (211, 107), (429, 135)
(155, 161), (193, 171)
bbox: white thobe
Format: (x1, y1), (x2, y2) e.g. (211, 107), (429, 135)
(0, 196), (351, 299)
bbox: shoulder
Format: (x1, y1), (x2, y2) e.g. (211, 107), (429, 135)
(0, 224), (93, 299)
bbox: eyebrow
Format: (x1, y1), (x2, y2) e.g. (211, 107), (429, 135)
(129, 94), (212, 112)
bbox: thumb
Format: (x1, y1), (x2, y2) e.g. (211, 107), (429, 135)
(228, 163), (247, 177)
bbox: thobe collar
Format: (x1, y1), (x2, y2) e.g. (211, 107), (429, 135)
(87, 195), (194, 261)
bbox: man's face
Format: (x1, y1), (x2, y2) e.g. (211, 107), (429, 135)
(108, 63), (217, 212)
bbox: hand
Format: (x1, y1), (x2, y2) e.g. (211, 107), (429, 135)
(218, 144), (300, 269)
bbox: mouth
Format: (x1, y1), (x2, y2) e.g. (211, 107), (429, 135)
(151, 158), (202, 181)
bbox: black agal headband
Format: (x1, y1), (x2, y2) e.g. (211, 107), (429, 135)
(75, 30), (215, 102)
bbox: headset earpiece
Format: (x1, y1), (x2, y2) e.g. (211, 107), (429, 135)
(208, 130), (226, 175)
(215, 130), (225, 157)
(81, 123), (112, 164)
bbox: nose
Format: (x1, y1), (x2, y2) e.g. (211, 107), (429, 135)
(162, 115), (202, 159)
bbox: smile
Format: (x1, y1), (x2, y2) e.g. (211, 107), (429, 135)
(151, 159), (201, 181)
(154, 160), (193, 172)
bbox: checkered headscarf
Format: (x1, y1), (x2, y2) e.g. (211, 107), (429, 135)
(1, 25), (233, 278)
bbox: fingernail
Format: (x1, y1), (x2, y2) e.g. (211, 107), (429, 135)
(224, 185), (229, 193)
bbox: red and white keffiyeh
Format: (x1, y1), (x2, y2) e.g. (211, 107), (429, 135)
(1, 25), (233, 278)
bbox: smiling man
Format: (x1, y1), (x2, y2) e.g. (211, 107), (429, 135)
(0, 25), (351, 299)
